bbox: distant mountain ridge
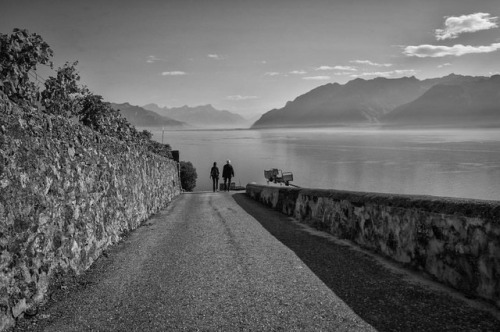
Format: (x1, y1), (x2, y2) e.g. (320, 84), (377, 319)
(143, 103), (248, 128)
(252, 74), (499, 128)
(110, 102), (185, 128)
(385, 75), (500, 127)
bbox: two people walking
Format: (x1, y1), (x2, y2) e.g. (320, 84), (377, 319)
(210, 160), (235, 192)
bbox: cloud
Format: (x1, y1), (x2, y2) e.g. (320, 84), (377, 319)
(207, 54), (223, 60)
(161, 71), (186, 76)
(403, 43), (500, 57)
(315, 65), (335, 70)
(264, 72), (280, 76)
(303, 76), (331, 80)
(333, 72), (358, 76)
(334, 66), (357, 71)
(351, 69), (417, 78)
(351, 72), (392, 78)
(290, 70), (307, 75)
(437, 63), (452, 68)
(315, 65), (356, 71)
(393, 69), (417, 75)
(146, 55), (166, 63)
(435, 13), (498, 40)
(225, 95), (259, 101)
(350, 60), (392, 67)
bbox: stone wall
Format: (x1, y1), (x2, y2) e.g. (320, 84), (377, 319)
(0, 96), (180, 330)
(246, 184), (500, 308)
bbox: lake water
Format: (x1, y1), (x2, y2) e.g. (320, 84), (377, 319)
(149, 128), (500, 201)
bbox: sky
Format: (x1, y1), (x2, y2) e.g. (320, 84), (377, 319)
(1, 0), (499, 118)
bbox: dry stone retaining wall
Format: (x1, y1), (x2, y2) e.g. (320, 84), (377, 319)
(246, 184), (500, 308)
(0, 96), (180, 330)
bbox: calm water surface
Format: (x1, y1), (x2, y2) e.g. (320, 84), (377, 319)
(150, 128), (500, 201)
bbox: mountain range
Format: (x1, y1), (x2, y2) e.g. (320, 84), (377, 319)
(252, 74), (500, 128)
(143, 103), (248, 128)
(386, 75), (500, 127)
(111, 102), (185, 128)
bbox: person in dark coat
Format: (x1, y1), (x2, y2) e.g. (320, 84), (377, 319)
(222, 160), (235, 192)
(210, 162), (220, 192)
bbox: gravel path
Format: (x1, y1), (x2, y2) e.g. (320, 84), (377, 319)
(12, 192), (374, 331)
(233, 193), (500, 332)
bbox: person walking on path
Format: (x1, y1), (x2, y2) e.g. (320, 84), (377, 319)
(222, 160), (235, 191)
(210, 162), (220, 192)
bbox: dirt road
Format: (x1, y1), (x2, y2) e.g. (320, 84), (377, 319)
(14, 192), (374, 331)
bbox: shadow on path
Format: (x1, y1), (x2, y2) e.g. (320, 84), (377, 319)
(233, 193), (500, 332)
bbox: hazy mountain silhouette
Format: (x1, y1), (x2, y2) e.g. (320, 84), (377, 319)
(110, 102), (185, 128)
(383, 75), (500, 127)
(143, 103), (248, 128)
(253, 77), (427, 127)
(252, 74), (497, 128)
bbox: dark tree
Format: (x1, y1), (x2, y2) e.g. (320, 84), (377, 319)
(180, 161), (197, 192)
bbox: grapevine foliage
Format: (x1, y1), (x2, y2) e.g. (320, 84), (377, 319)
(42, 61), (87, 117)
(0, 28), (53, 104)
(0, 28), (174, 159)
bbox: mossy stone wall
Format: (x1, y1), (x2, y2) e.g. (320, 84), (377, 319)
(0, 96), (180, 330)
(246, 184), (500, 308)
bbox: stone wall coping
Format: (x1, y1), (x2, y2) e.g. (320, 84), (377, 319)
(246, 184), (500, 221)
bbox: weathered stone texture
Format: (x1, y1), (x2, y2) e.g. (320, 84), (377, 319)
(246, 184), (500, 308)
(0, 96), (180, 329)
